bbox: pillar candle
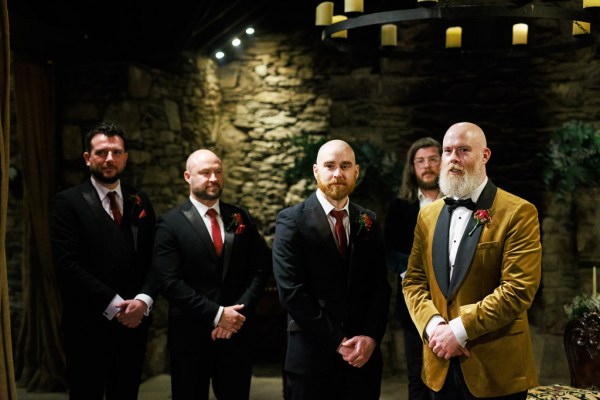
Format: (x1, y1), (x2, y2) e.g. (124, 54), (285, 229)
(593, 266), (597, 297)
(316, 2), (334, 26)
(445, 27), (462, 49)
(381, 24), (397, 47)
(572, 21), (591, 36)
(583, 0), (600, 8)
(345, 0), (364, 13)
(512, 23), (528, 45)
(332, 15), (348, 39)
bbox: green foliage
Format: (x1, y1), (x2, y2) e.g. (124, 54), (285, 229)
(542, 120), (600, 197)
(284, 134), (403, 199)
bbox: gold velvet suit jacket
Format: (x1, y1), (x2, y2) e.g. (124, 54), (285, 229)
(402, 181), (542, 397)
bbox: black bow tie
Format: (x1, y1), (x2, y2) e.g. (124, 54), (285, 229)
(444, 197), (477, 212)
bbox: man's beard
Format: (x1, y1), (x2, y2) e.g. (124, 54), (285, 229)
(439, 162), (484, 199)
(90, 167), (121, 184)
(192, 184), (222, 201)
(416, 170), (439, 191)
(316, 176), (356, 201)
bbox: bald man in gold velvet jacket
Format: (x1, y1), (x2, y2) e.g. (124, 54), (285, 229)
(403, 122), (541, 400)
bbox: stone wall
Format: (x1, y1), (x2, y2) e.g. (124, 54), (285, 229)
(6, 22), (600, 382)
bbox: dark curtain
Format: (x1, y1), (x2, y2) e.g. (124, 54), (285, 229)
(13, 57), (66, 391)
(0, 0), (17, 397)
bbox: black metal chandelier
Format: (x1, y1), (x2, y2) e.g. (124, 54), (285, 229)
(315, 0), (600, 58)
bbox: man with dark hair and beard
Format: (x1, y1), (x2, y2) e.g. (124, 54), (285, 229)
(273, 139), (390, 399)
(403, 122), (541, 400)
(384, 137), (443, 400)
(152, 149), (271, 400)
(52, 122), (157, 399)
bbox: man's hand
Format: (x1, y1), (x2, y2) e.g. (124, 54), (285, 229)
(428, 323), (471, 359)
(339, 335), (376, 368)
(116, 299), (147, 328)
(217, 304), (246, 333)
(211, 326), (234, 341)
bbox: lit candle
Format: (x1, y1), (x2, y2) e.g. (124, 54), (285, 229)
(593, 266), (597, 297)
(345, 0), (364, 13)
(583, 0), (600, 8)
(572, 21), (591, 36)
(445, 27), (462, 49)
(332, 15), (348, 39)
(381, 24), (397, 47)
(316, 2), (334, 26)
(512, 23), (528, 45)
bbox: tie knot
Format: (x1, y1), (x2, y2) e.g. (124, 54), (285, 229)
(444, 197), (477, 212)
(207, 208), (218, 218)
(107, 191), (117, 200)
(330, 210), (346, 221)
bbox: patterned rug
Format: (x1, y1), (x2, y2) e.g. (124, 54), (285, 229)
(528, 385), (600, 399)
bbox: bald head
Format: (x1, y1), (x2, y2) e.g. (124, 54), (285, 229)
(186, 149), (221, 172)
(316, 140), (356, 165)
(444, 122), (487, 150)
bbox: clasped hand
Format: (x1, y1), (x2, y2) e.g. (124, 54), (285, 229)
(428, 323), (471, 359)
(211, 304), (245, 341)
(116, 299), (147, 328)
(338, 335), (376, 368)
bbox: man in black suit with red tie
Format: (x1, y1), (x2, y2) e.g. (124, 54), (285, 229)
(52, 122), (157, 400)
(384, 137), (443, 400)
(152, 149), (271, 400)
(272, 139), (391, 400)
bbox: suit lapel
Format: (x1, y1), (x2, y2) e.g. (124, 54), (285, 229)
(220, 204), (235, 281)
(448, 181), (498, 297)
(81, 181), (124, 260)
(432, 206), (451, 298)
(306, 194), (341, 261)
(181, 200), (220, 261)
(121, 187), (139, 251)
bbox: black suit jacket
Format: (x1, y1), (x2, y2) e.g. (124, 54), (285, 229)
(51, 179), (157, 333)
(272, 193), (390, 375)
(152, 199), (271, 352)
(384, 197), (420, 327)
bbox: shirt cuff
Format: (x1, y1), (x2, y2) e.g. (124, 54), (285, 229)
(213, 306), (224, 328)
(103, 294), (125, 320)
(134, 294), (154, 316)
(425, 315), (446, 340)
(449, 317), (469, 347)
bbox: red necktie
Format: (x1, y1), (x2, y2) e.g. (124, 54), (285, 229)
(207, 208), (223, 256)
(330, 210), (347, 257)
(107, 191), (122, 225)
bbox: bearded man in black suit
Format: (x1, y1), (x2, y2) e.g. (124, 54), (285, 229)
(52, 122), (157, 400)
(152, 149), (271, 400)
(273, 139), (390, 400)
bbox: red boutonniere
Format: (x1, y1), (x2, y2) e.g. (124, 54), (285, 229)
(468, 208), (494, 236)
(130, 194), (147, 219)
(227, 213), (246, 235)
(356, 213), (373, 236)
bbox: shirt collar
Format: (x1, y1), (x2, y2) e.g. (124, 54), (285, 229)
(316, 189), (350, 216)
(189, 195), (221, 217)
(91, 176), (122, 201)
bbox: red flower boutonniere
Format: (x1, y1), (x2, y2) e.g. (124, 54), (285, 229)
(227, 213), (246, 235)
(356, 213), (373, 236)
(468, 209), (494, 236)
(130, 194), (147, 219)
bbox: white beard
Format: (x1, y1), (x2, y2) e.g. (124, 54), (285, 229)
(439, 162), (484, 199)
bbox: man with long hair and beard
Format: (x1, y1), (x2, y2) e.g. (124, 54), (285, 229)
(52, 122), (157, 400)
(384, 137), (443, 400)
(273, 139), (390, 399)
(403, 122), (542, 400)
